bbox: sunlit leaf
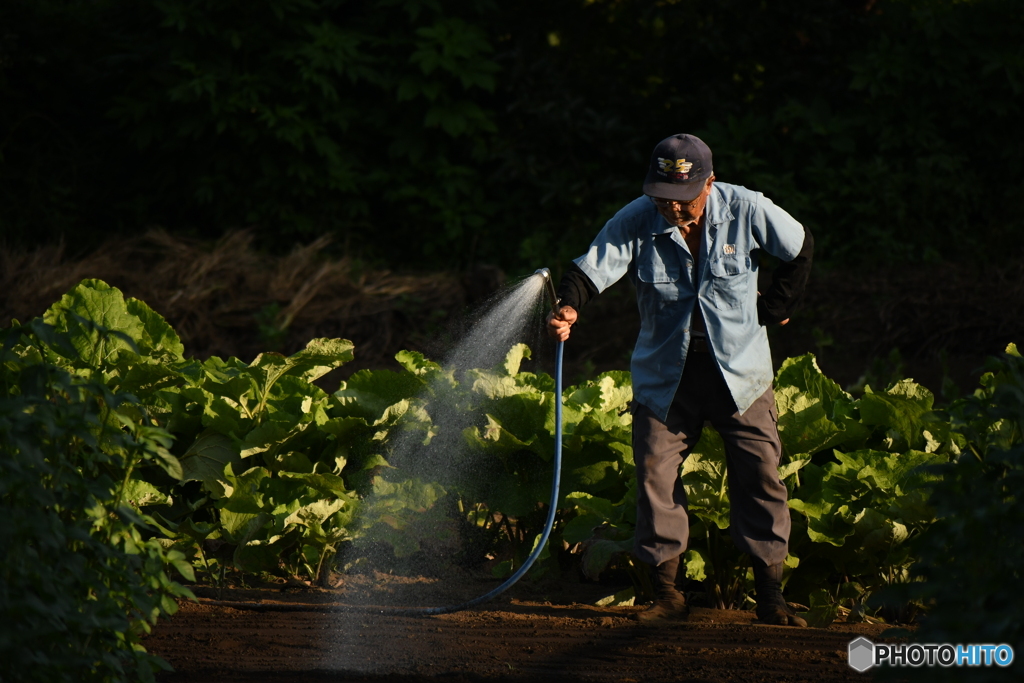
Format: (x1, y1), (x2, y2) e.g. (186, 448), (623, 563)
(179, 430), (241, 490)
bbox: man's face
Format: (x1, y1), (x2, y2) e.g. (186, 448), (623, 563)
(649, 177), (714, 238)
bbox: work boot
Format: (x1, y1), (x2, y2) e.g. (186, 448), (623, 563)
(635, 556), (689, 624)
(753, 561), (807, 627)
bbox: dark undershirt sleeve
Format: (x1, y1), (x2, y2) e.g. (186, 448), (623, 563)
(555, 262), (600, 311)
(757, 226), (814, 326)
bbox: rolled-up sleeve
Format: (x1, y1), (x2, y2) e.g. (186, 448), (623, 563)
(749, 193), (805, 261)
(573, 199), (645, 293)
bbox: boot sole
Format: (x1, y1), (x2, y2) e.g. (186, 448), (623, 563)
(635, 609), (690, 625)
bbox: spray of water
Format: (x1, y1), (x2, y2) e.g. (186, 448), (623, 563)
(445, 273), (547, 376)
(334, 273), (550, 621)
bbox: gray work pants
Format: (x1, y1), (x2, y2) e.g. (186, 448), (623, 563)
(632, 351), (790, 568)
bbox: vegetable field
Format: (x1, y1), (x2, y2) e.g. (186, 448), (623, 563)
(3, 279), (1023, 683)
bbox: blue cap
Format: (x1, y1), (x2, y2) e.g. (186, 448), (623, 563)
(642, 134), (713, 201)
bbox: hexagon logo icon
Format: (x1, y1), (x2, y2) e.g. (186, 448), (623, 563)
(848, 637), (875, 672)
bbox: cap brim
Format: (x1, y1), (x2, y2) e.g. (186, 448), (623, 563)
(643, 178), (705, 202)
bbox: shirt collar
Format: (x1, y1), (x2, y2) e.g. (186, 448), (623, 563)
(705, 184), (733, 226)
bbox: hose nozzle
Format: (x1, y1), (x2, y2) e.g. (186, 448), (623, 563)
(534, 268), (561, 316)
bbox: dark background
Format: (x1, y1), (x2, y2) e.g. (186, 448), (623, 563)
(2, 0), (1022, 393)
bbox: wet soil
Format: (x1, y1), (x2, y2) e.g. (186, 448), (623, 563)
(148, 579), (895, 683)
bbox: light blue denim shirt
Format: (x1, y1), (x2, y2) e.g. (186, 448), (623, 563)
(573, 182), (806, 419)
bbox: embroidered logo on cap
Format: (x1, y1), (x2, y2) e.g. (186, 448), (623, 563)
(658, 158), (694, 175)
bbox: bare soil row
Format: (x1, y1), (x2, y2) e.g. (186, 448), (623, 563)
(148, 586), (893, 683)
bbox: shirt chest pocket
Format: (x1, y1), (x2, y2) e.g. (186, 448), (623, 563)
(637, 235), (683, 284)
(709, 254), (751, 309)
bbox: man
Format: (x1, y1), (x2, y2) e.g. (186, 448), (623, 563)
(547, 134), (812, 627)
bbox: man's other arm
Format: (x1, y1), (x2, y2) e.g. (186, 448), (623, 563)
(757, 226), (814, 326)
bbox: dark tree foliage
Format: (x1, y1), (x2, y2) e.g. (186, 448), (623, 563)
(490, 0), (1024, 267)
(1, 0), (1021, 270)
(1, 0), (501, 262)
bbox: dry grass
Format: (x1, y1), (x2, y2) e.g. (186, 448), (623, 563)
(0, 229), (488, 375)
(795, 261), (1024, 361)
(3, 230), (1021, 395)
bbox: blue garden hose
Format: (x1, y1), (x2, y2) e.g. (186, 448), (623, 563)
(403, 339), (564, 616)
(396, 269), (565, 616)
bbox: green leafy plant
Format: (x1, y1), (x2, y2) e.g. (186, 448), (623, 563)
(0, 319), (192, 683)
(777, 355), (960, 625)
(877, 344), (1024, 680)
(32, 279), (363, 584)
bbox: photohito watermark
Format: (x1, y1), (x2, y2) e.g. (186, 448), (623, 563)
(848, 637), (1015, 672)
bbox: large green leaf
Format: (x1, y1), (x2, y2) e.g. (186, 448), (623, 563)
(469, 370), (540, 400)
(778, 457), (812, 482)
(158, 385), (208, 436)
(465, 414), (536, 455)
(42, 279), (144, 367)
(335, 368), (424, 420)
(219, 509), (270, 544)
(802, 589), (840, 628)
(776, 354), (855, 419)
(460, 346), (538, 399)
(682, 427), (730, 530)
(112, 355), (201, 399)
(473, 454), (551, 519)
(683, 548), (709, 582)
(284, 499), (347, 528)
(776, 384), (850, 457)
(859, 380), (935, 451)
(477, 392), (556, 456)
(221, 466), (271, 514)
(201, 355), (254, 385)
(202, 394), (251, 437)
(852, 507), (909, 553)
(562, 459), (620, 496)
(775, 354), (870, 457)
(264, 375), (329, 420)
(395, 349), (444, 377)
(366, 475), (447, 516)
(268, 451), (315, 474)
(123, 478), (173, 507)
(562, 492), (617, 544)
(565, 371), (633, 415)
(320, 415), (376, 466)
(282, 337), (355, 383)
(201, 340), (354, 427)
(126, 297), (185, 360)
(787, 463), (857, 546)
(280, 471), (352, 500)
(241, 417), (300, 458)
(179, 430), (241, 491)
(354, 475), (450, 556)
(502, 342), (531, 376)
(261, 477), (307, 522)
